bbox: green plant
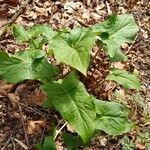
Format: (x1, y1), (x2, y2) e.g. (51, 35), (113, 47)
(0, 14), (140, 148)
(119, 136), (135, 150)
(136, 130), (150, 150)
(36, 136), (56, 150)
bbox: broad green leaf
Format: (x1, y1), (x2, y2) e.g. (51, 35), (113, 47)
(94, 99), (132, 135)
(40, 25), (57, 41)
(106, 68), (140, 89)
(0, 50), (58, 83)
(36, 136), (56, 150)
(63, 132), (83, 150)
(49, 28), (96, 75)
(92, 14), (139, 61)
(13, 25), (28, 43)
(15, 49), (45, 59)
(32, 58), (59, 82)
(36, 143), (43, 150)
(13, 24), (56, 43)
(30, 36), (47, 49)
(42, 73), (96, 143)
(0, 50), (41, 83)
(43, 136), (56, 150)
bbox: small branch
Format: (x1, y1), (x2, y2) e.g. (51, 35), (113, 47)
(9, 0), (32, 26)
(18, 105), (29, 147)
(13, 138), (28, 150)
(0, 0), (32, 37)
(76, 19), (89, 28)
(10, 136), (16, 150)
(40, 126), (46, 142)
(106, 1), (112, 15)
(7, 93), (47, 117)
(1, 138), (11, 150)
(54, 122), (68, 140)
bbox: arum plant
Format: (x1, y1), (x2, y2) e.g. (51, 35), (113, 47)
(0, 14), (140, 148)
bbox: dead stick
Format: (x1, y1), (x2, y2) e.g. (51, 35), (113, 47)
(6, 93), (47, 117)
(0, 0), (32, 36)
(54, 122), (68, 140)
(10, 136), (16, 150)
(1, 138), (11, 150)
(8, 0), (32, 26)
(18, 105), (29, 147)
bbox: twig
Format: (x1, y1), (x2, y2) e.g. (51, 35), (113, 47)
(10, 136), (16, 150)
(54, 122), (68, 140)
(0, 0), (32, 37)
(9, 0), (32, 26)
(18, 105), (29, 147)
(1, 138), (11, 150)
(7, 93), (47, 117)
(40, 126), (46, 142)
(106, 1), (112, 15)
(13, 138), (28, 150)
(76, 19), (89, 28)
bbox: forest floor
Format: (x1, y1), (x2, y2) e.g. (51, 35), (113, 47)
(0, 0), (150, 149)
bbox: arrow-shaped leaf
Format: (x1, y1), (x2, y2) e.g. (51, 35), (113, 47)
(94, 99), (133, 135)
(0, 50), (58, 83)
(92, 14), (139, 61)
(106, 68), (140, 89)
(42, 72), (96, 143)
(49, 28), (96, 75)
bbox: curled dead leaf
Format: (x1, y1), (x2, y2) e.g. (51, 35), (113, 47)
(27, 91), (47, 106)
(8, 93), (20, 108)
(113, 62), (125, 70)
(121, 43), (129, 50)
(67, 124), (75, 133)
(99, 137), (107, 146)
(136, 143), (146, 150)
(0, 81), (14, 93)
(27, 120), (46, 135)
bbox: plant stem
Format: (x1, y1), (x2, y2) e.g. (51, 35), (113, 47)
(54, 122), (68, 140)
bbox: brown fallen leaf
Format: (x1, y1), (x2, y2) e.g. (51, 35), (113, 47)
(13, 138), (28, 150)
(136, 143), (146, 150)
(113, 62), (125, 70)
(99, 137), (107, 147)
(121, 43), (129, 50)
(0, 81), (14, 93)
(0, 4), (9, 17)
(0, 17), (8, 27)
(67, 124), (75, 133)
(8, 93), (20, 108)
(27, 91), (47, 106)
(0, 0), (20, 6)
(27, 120), (46, 135)
(56, 141), (64, 150)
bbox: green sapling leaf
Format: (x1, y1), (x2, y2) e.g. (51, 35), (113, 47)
(92, 14), (139, 62)
(0, 50), (58, 83)
(93, 99), (133, 135)
(48, 28), (96, 75)
(13, 24), (56, 43)
(42, 72), (96, 143)
(63, 132), (83, 150)
(106, 68), (141, 89)
(36, 136), (56, 150)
